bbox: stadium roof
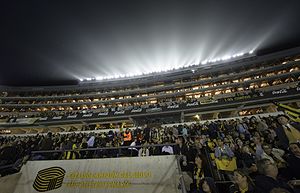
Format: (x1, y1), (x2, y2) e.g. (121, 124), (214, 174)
(1, 0), (300, 86)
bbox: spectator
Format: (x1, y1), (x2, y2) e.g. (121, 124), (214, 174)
(39, 132), (53, 151)
(270, 188), (292, 193)
(255, 159), (294, 193)
(38, 132), (54, 159)
(189, 154), (210, 192)
(174, 136), (189, 156)
(229, 169), (255, 193)
(79, 137), (88, 159)
(123, 128), (132, 146)
(129, 138), (139, 156)
(87, 134), (95, 148)
(193, 177), (219, 193)
(287, 142), (300, 180)
(275, 115), (300, 149)
(214, 138), (234, 159)
(252, 136), (264, 160)
(236, 119), (251, 139)
(261, 144), (286, 169)
(0, 141), (19, 166)
(138, 142), (149, 157)
(238, 146), (256, 171)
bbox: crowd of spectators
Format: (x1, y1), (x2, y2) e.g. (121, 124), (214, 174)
(0, 114), (300, 193)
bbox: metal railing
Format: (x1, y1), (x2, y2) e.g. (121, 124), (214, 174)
(30, 143), (177, 160)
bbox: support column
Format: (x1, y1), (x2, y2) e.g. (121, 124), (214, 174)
(212, 112), (219, 119)
(180, 111), (185, 123)
(265, 105), (278, 113)
(229, 110), (239, 117)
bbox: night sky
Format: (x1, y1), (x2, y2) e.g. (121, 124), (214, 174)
(1, 1), (300, 86)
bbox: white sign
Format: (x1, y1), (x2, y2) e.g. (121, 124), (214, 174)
(167, 104), (179, 109)
(114, 111), (125, 115)
(131, 109), (142, 113)
(272, 89), (287, 95)
(98, 112), (109, 116)
(67, 115), (77, 119)
(82, 113), (93, 118)
(8, 156), (180, 193)
(53, 116), (62, 120)
(186, 102), (199, 107)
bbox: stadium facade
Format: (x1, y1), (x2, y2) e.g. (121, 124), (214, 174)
(0, 47), (299, 134)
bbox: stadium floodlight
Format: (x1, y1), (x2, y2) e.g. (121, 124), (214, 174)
(201, 60), (208, 65)
(222, 55), (230, 60)
(80, 50), (255, 83)
(237, 52), (244, 57)
(79, 78), (83, 82)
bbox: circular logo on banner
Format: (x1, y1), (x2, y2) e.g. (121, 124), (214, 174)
(33, 167), (66, 192)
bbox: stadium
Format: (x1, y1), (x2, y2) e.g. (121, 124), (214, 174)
(1, 1), (300, 193)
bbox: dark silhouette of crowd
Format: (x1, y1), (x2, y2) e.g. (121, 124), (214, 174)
(1, 114), (300, 193)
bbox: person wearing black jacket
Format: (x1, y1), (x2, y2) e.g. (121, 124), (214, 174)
(287, 142), (300, 180)
(255, 158), (294, 193)
(38, 132), (54, 159)
(189, 154), (211, 192)
(174, 136), (189, 170)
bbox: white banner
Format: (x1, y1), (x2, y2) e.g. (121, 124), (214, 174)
(186, 101), (199, 107)
(98, 112), (109, 116)
(114, 111), (125, 115)
(67, 115), (77, 119)
(82, 113), (93, 118)
(272, 89), (287, 95)
(39, 117), (48, 121)
(7, 156), (179, 193)
(167, 104), (179, 109)
(145, 107), (162, 113)
(53, 116), (62, 120)
(131, 109), (142, 113)
(0, 118), (38, 126)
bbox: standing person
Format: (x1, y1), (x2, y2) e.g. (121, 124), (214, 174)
(143, 125), (151, 142)
(39, 132), (54, 159)
(229, 169), (255, 193)
(128, 138), (139, 156)
(138, 142), (150, 157)
(79, 137), (88, 159)
(123, 128), (132, 146)
(87, 133), (95, 158)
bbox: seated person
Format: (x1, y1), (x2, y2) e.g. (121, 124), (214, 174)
(286, 142), (300, 180)
(214, 138), (234, 159)
(189, 154), (211, 192)
(191, 177), (219, 193)
(255, 159), (294, 193)
(261, 144), (287, 169)
(229, 169), (255, 193)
